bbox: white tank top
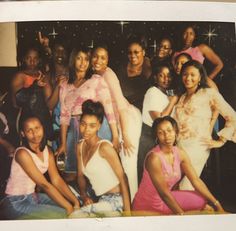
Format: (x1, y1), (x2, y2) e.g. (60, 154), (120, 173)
(6, 146), (49, 195)
(80, 139), (119, 196)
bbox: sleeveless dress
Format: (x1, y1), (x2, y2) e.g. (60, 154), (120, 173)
(132, 145), (206, 214)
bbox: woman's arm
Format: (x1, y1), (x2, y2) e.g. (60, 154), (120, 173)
(11, 72), (25, 108)
(179, 148), (224, 212)
(149, 96), (179, 120)
(100, 142), (131, 212)
(15, 149), (74, 215)
(146, 152), (184, 214)
(198, 44), (223, 80)
(76, 143), (93, 206)
(55, 123), (68, 156)
(47, 148), (80, 208)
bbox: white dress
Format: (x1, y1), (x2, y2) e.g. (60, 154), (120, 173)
(172, 88), (236, 190)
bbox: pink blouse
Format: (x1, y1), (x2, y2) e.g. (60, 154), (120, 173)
(132, 145), (181, 211)
(173, 46), (205, 64)
(6, 147), (49, 195)
(102, 67), (131, 121)
(173, 88), (236, 142)
(60, 74), (116, 126)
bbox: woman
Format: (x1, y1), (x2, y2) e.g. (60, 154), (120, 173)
(173, 52), (218, 92)
(116, 37), (152, 110)
(90, 45), (142, 201)
(0, 115), (80, 220)
(72, 100), (130, 217)
(138, 63), (178, 182)
(133, 116), (225, 215)
(173, 25), (223, 80)
(172, 60), (236, 190)
(151, 37), (173, 70)
(56, 47), (119, 180)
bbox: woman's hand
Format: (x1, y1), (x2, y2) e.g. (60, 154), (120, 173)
(82, 195), (93, 206)
(122, 133), (135, 156)
(55, 144), (67, 157)
(168, 95), (179, 105)
(56, 75), (68, 87)
(112, 136), (121, 153)
(200, 137), (225, 149)
(38, 31), (50, 47)
(36, 71), (47, 87)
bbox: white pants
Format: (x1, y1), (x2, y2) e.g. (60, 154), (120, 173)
(178, 138), (210, 190)
(119, 105), (142, 201)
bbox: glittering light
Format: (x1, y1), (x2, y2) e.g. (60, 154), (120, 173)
(203, 25), (218, 46)
(48, 27), (58, 39)
(116, 21), (129, 34)
(149, 39), (157, 53)
(88, 40), (94, 49)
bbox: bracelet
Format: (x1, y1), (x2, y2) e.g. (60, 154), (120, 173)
(214, 200), (219, 206)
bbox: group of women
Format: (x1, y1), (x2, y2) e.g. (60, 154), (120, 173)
(0, 24), (236, 219)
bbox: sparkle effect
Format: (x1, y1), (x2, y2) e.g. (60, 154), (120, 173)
(48, 27), (58, 39)
(116, 21), (129, 34)
(150, 39), (157, 54)
(203, 25), (218, 46)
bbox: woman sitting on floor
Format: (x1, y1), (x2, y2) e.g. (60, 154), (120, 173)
(132, 116), (225, 215)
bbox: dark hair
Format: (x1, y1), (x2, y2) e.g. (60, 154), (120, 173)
(174, 52), (192, 65)
(126, 35), (146, 50)
(19, 115), (47, 153)
(152, 116), (179, 145)
(68, 46), (91, 84)
(151, 62), (174, 87)
(81, 100), (105, 124)
(158, 36), (174, 50)
(91, 44), (109, 70)
(180, 60), (209, 92)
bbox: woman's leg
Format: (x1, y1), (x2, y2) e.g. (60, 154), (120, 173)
(119, 106), (142, 201)
(161, 190), (206, 214)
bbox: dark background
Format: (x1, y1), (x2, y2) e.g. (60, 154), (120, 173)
(1, 20), (236, 212)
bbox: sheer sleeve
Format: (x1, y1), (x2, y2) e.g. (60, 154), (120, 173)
(59, 82), (71, 126)
(94, 75), (116, 124)
(103, 67), (128, 111)
(209, 88), (236, 142)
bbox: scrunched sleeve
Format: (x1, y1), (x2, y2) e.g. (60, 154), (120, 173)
(59, 83), (71, 126)
(209, 88), (236, 142)
(94, 75), (117, 124)
(103, 67), (128, 111)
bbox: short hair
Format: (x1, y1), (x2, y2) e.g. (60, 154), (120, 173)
(174, 52), (192, 65)
(152, 116), (179, 145)
(81, 100), (105, 124)
(180, 60), (209, 92)
(126, 35), (147, 50)
(19, 115), (47, 153)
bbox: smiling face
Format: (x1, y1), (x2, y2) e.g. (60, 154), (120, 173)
(156, 120), (176, 147)
(53, 44), (67, 65)
(91, 47), (108, 75)
(21, 118), (44, 146)
(79, 115), (101, 140)
(75, 51), (90, 73)
(24, 49), (40, 71)
(182, 27), (196, 48)
(157, 39), (172, 59)
(174, 54), (191, 75)
(155, 67), (172, 90)
(182, 65), (201, 91)
(128, 43), (145, 66)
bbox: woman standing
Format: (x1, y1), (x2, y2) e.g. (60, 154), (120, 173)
(173, 25), (223, 80)
(0, 115), (80, 219)
(91, 45), (142, 201)
(116, 37), (152, 110)
(172, 60), (236, 190)
(133, 116), (225, 215)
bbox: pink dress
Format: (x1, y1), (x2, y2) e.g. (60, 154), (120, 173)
(173, 46), (205, 64)
(132, 145), (206, 214)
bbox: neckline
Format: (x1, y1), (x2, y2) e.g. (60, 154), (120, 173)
(159, 147), (176, 173)
(81, 139), (102, 169)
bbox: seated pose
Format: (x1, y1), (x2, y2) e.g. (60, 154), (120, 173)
(132, 116), (225, 215)
(0, 115), (80, 220)
(73, 100), (130, 217)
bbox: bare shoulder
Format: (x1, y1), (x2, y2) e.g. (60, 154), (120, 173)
(146, 151), (161, 169)
(198, 44), (211, 53)
(15, 148), (31, 162)
(99, 141), (115, 158)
